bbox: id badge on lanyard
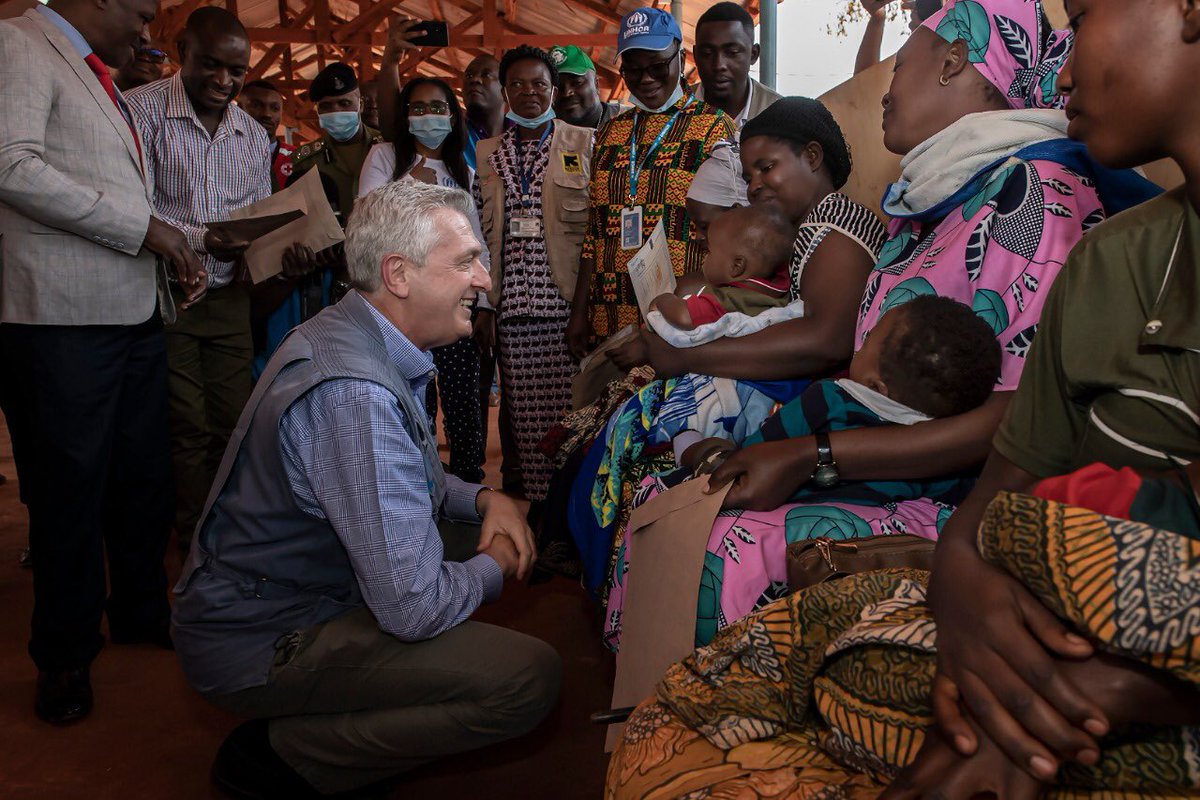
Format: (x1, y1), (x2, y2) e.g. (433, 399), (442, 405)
(620, 206), (643, 250)
(510, 216), (542, 238)
(624, 99), (691, 251)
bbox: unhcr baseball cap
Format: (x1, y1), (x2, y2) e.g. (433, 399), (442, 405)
(549, 45), (596, 76)
(617, 7), (682, 54)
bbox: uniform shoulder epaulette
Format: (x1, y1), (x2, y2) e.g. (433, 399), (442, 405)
(293, 139), (326, 162)
(367, 127), (384, 145)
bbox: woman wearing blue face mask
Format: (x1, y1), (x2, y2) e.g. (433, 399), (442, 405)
(472, 46), (595, 515)
(358, 77), (489, 484)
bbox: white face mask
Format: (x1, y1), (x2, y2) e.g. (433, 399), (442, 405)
(502, 88), (557, 128)
(409, 115), (454, 149)
(628, 81), (685, 114)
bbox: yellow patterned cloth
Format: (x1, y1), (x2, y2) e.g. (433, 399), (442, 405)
(582, 96), (734, 342)
(606, 492), (1200, 798)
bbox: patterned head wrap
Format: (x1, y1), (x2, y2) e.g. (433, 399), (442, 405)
(921, 0), (1073, 110)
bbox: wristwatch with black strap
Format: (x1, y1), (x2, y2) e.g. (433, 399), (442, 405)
(810, 432), (840, 488)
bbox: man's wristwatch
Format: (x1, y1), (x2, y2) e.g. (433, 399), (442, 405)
(810, 432), (840, 489)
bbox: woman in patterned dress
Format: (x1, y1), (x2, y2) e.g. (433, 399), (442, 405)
(606, 0), (1200, 795)
(471, 46), (594, 505)
(603, 0), (1162, 652)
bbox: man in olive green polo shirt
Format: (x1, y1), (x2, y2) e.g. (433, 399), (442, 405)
(994, 190), (1199, 477)
(549, 45), (623, 130)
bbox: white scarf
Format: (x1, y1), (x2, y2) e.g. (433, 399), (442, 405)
(835, 379), (931, 426)
(882, 109), (1069, 218)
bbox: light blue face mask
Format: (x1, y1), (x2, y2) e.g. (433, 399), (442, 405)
(628, 81), (685, 114)
(409, 115), (454, 149)
(318, 111), (361, 142)
(505, 106), (556, 129)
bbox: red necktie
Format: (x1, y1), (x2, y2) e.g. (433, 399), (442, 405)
(84, 53), (143, 166)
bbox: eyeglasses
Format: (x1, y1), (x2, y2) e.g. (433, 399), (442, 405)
(408, 100), (451, 116)
(619, 50), (679, 84)
(137, 48), (169, 64)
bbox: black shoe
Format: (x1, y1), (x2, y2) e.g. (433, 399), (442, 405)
(109, 623), (174, 650)
(35, 667), (93, 725)
(212, 721), (321, 799)
(213, 721), (396, 799)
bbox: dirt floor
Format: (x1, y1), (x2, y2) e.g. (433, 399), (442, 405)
(0, 408), (617, 799)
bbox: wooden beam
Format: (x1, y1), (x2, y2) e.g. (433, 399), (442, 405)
(314, 0), (331, 69)
(454, 31), (614, 47)
(248, 44), (289, 81)
(333, 0), (404, 44)
(482, 0), (500, 48)
(149, 0), (208, 54)
(355, 0), (375, 78)
(558, 0), (622, 26)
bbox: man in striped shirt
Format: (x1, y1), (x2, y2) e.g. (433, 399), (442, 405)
(127, 7), (271, 550)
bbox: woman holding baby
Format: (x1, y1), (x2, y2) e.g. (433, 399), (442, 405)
(600, 0), (1160, 656)
(606, 0), (1199, 796)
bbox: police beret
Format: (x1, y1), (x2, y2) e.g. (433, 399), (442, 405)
(308, 62), (358, 102)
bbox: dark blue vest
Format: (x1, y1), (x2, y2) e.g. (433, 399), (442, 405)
(172, 291), (445, 696)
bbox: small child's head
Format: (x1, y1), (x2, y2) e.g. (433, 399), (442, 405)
(701, 204), (795, 287)
(850, 295), (1001, 418)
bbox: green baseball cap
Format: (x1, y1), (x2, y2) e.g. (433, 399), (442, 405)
(548, 45), (595, 76)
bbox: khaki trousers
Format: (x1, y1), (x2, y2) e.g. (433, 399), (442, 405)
(210, 523), (562, 794)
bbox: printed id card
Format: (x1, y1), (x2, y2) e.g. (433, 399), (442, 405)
(509, 216), (542, 238)
(620, 205), (643, 250)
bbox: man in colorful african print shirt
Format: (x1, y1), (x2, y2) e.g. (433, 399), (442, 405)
(565, 8), (735, 358)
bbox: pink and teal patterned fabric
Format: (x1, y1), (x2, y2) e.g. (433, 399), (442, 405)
(923, 0), (1073, 110)
(857, 157), (1105, 388)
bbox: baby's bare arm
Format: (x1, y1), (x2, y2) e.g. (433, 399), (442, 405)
(654, 293), (695, 330)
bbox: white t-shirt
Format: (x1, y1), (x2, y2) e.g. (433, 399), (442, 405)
(358, 144), (474, 196)
(356, 143), (492, 281)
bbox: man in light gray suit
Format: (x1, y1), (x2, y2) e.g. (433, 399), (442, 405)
(0, 0), (205, 724)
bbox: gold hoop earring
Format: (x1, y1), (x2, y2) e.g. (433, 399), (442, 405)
(939, 75), (950, 86)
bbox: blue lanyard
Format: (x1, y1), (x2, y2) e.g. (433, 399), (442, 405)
(516, 123), (553, 210)
(628, 97), (693, 205)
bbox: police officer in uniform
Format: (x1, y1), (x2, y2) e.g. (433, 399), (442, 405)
(289, 62), (382, 225)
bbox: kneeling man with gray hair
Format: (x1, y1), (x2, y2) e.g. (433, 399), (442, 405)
(172, 181), (561, 798)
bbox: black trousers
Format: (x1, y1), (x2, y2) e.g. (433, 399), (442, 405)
(478, 342), (523, 493)
(1, 316), (173, 671)
(426, 337), (485, 484)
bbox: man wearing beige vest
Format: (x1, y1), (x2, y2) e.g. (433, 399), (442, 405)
(472, 45), (593, 526)
(0, 0), (203, 724)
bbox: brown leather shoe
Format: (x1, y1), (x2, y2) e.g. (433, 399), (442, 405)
(35, 668), (92, 725)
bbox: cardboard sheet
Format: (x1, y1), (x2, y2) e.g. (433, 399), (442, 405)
(605, 476), (732, 750)
(626, 220), (676, 317)
(225, 168), (345, 283)
(571, 324), (638, 410)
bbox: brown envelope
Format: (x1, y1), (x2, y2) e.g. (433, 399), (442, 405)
(225, 168), (345, 283)
(204, 210), (305, 243)
(571, 324), (638, 410)
(605, 475), (732, 751)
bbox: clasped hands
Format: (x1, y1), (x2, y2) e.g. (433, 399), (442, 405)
(475, 489), (536, 582)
